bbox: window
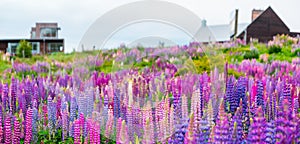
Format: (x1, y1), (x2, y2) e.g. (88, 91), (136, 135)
(31, 42), (40, 54)
(48, 43), (63, 53)
(31, 31), (36, 39)
(40, 28), (57, 38)
(7, 43), (19, 54)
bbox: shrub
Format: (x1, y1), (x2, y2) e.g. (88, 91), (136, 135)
(244, 50), (259, 59)
(293, 48), (300, 57)
(268, 45), (281, 54)
(16, 40), (32, 58)
(193, 56), (210, 74)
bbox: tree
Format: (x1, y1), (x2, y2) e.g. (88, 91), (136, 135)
(16, 40), (32, 58)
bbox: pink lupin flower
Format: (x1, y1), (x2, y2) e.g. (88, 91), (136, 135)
(184, 113), (195, 144)
(88, 119), (94, 144)
(0, 115), (3, 143)
(94, 123), (100, 144)
(4, 116), (11, 144)
(74, 120), (81, 144)
(12, 119), (20, 144)
(79, 113), (85, 135)
(116, 118), (122, 143)
(25, 108), (33, 144)
(105, 104), (113, 138)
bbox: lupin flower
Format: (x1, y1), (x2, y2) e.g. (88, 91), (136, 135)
(213, 102), (230, 143)
(13, 119), (21, 144)
(105, 104), (114, 139)
(225, 76), (235, 113)
(5, 116), (12, 144)
(74, 119), (81, 144)
(231, 107), (243, 144)
(0, 114), (3, 143)
(32, 102), (38, 143)
(247, 106), (266, 143)
(24, 77), (32, 110)
(25, 108), (33, 144)
(62, 108), (69, 141)
(2, 83), (9, 111)
(184, 113), (195, 144)
(142, 118), (152, 144)
(265, 120), (276, 144)
(256, 80), (264, 110)
(275, 99), (297, 143)
(10, 76), (17, 113)
(119, 120), (129, 144)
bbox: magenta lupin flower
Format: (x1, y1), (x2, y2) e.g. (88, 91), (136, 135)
(0, 115), (3, 143)
(25, 108), (33, 144)
(88, 119), (94, 144)
(4, 116), (11, 144)
(74, 119), (81, 144)
(12, 119), (20, 144)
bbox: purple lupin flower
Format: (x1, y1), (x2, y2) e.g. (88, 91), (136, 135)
(265, 120), (276, 144)
(2, 83), (9, 111)
(62, 104), (69, 141)
(225, 76), (235, 113)
(275, 99), (297, 143)
(214, 103), (231, 143)
(10, 76), (17, 113)
(32, 84), (39, 108)
(256, 80), (264, 111)
(231, 107), (243, 144)
(12, 119), (20, 144)
(24, 77), (32, 110)
(25, 108), (33, 144)
(247, 106), (266, 143)
(4, 116), (11, 144)
(32, 101), (38, 143)
(47, 96), (56, 136)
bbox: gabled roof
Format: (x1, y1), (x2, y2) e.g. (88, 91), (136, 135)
(237, 6), (289, 37)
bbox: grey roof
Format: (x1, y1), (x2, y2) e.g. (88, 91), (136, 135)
(193, 23), (249, 42)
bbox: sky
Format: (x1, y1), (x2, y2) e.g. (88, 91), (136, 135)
(0, 0), (300, 52)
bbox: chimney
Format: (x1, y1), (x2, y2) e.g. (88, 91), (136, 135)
(252, 9), (264, 21)
(201, 19), (207, 27)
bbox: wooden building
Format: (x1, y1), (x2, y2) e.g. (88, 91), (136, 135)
(237, 7), (300, 43)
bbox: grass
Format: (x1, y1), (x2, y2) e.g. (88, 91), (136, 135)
(0, 60), (11, 74)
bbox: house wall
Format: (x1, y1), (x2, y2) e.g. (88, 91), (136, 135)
(0, 42), (8, 53)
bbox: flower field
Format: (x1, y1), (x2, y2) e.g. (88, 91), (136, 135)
(0, 35), (300, 143)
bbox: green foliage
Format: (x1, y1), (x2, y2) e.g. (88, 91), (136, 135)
(228, 68), (245, 79)
(16, 40), (32, 58)
(293, 48), (300, 57)
(268, 45), (282, 54)
(244, 50), (259, 59)
(95, 60), (113, 73)
(133, 59), (153, 69)
(0, 60), (11, 74)
(255, 43), (268, 54)
(193, 56), (210, 74)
